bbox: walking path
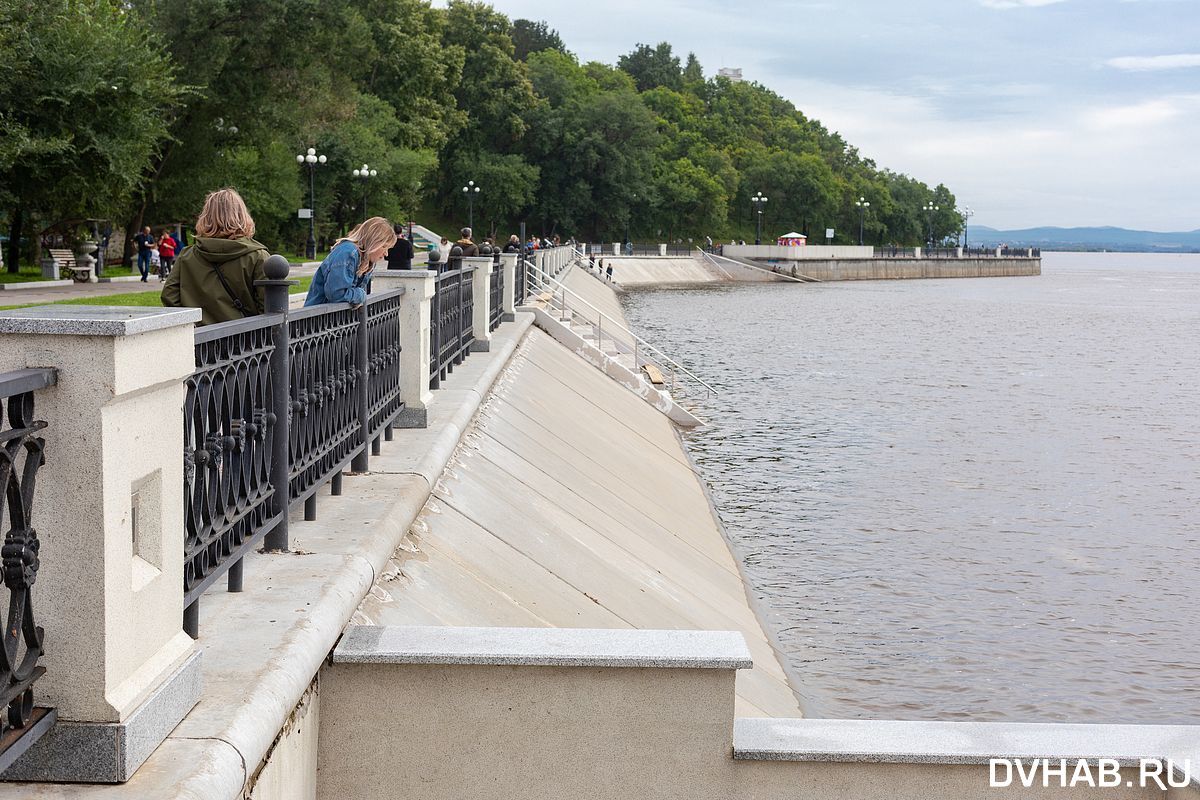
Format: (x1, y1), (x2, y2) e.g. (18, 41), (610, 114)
(0, 264), (319, 307)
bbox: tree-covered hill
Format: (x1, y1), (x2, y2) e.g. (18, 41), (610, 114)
(0, 0), (963, 270)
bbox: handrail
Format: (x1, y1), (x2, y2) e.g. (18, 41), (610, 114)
(522, 255), (717, 397)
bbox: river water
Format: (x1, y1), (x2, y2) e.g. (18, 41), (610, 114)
(619, 252), (1200, 724)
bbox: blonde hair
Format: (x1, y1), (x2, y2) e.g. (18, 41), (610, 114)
(337, 217), (397, 275)
(195, 188), (256, 239)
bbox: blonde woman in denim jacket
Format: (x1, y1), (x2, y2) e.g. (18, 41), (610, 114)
(305, 217), (397, 307)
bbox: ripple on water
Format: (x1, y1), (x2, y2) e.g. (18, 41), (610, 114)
(620, 253), (1200, 724)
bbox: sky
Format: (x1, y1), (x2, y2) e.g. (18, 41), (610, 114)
(456, 0), (1200, 231)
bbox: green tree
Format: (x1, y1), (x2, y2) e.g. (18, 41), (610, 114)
(617, 43), (683, 93)
(510, 19), (566, 61)
(0, 0), (183, 270)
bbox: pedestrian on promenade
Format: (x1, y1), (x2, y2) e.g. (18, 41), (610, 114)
(455, 227), (479, 257)
(158, 230), (177, 281)
(606, 263), (613, 281)
(162, 188), (268, 325)
(503, 234), (520, 253)
(305, 216), (396, 308)
(133, 226), (155, 281)
(386, 224), (414, 270)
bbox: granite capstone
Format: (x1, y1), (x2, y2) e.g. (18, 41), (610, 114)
(0, 306), (200, 337)
(333, 625), (754, 670)
(733, 717), (1200, 770)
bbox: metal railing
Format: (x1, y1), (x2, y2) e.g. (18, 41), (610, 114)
(524, 253), (716, 399)
(429, 267), (474, 390)
(515, 256), (528, 305)
(489, 261), (503, 331)
(181, 259), (407, 637)
(924, 248), (960, 259)
(0, 367), (57, 768)
(873, 247), (918, 258)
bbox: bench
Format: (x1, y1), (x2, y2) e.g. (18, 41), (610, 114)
(47, 249), (93, 283)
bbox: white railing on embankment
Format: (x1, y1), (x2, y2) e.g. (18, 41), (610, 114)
(521, 249), (716, 400)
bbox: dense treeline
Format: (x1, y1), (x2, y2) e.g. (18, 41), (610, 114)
(0, 0), (963, 270)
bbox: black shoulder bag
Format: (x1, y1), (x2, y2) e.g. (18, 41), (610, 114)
(210, 261), (249, 317)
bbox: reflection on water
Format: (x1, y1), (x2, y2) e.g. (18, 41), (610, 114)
(620, 252), (1200, 723)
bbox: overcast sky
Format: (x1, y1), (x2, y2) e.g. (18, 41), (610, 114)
(463, 0), (1199, 231)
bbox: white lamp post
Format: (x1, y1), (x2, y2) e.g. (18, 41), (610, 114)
(296, 147), (327, 258)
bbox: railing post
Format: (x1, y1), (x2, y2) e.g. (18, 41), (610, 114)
(351, 302), (370, 473)
(500, 253), (517, 320)
(260, 255), (296, 552)
(0, 305), (202, 782)
(373, 270), (433, 428)
(463, 256), (492, 353)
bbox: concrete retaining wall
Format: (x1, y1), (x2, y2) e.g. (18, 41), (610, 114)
(724, 244), (874, 260)
(750, 257), (1041, 281)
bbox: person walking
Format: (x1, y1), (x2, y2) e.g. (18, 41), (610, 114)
(157, 229), (177, 281)
(133, 226), (155, 281)
(386, 224), (414, 270)
(162, 189), (269, 325)
(305, 216), (396, 307)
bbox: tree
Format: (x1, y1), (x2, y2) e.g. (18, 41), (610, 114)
(0, 0), (183, 270)
(510, 19), (565, 61)
(617, 43), (683, 93)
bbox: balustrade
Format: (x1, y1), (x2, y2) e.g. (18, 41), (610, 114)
(0, 368), (57, 769)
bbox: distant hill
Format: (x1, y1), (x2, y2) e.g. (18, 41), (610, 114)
(971, 226), (1200, 252)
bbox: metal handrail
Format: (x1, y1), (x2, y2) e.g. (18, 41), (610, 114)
(523, 255), (717, 397)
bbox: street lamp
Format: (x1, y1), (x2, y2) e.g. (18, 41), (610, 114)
(352, 164), (377, 221)
(923, 201), (940, 247)
(855, 196), (871, 246)
(462, 180), (480, 229)
(296, 147), (327, 258)
(961, 207), (975, 249)
(751, 192), (768, 245)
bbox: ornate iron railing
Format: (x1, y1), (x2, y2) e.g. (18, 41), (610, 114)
(515, 257), (527, 304)
(184, 315), (282, 618)
(429, 267), (474, 390)
(489, 262), (503, 331)
(181, 261), (406, 637)
(0, 367), (57, 767)
(288, 304), (361, 508)
(365, 290), (404, 442)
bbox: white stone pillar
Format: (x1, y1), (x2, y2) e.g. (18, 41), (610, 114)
(659, 243), (667, 256)
(373, 270), (433, 428)
(914, 247), (922, 259)
(500, 253), (517, 321)
(463, 256), (492, 353)
(0, 306), (203, 782)
(612, 242), (620, 256)
(955, 247), (963, 258)
(995, 246), (1003, 257)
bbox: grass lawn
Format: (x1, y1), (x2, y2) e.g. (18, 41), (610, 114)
(0, 276), (313, 311)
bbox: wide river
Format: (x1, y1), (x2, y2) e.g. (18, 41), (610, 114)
(619, 252), (1200, 724)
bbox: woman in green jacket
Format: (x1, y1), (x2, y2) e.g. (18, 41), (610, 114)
(162, 188), (268, 325)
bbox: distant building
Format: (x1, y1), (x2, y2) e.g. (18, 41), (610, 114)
(717, 67), (743, 82)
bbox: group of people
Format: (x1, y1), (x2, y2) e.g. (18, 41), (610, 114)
(587, 253), (614, 282)
(160, 186), (579, 327)
(161, 187), (399, 326)
(132, 225), (181, 282)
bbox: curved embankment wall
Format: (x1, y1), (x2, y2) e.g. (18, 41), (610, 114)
(741, 257), (1041, 281)
(356, 321), (801, 717)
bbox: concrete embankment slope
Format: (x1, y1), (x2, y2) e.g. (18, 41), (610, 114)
(358, 327), (801, 717)
(597, 256), (723, 286)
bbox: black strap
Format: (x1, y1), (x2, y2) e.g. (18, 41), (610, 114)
(209, 261), (249, 316)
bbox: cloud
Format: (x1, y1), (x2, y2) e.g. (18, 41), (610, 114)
(1106, 53), (1200, 71)
(979, 0), (1065, 8)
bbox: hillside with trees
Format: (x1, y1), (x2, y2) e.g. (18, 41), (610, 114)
(0, 0), (963, 270)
